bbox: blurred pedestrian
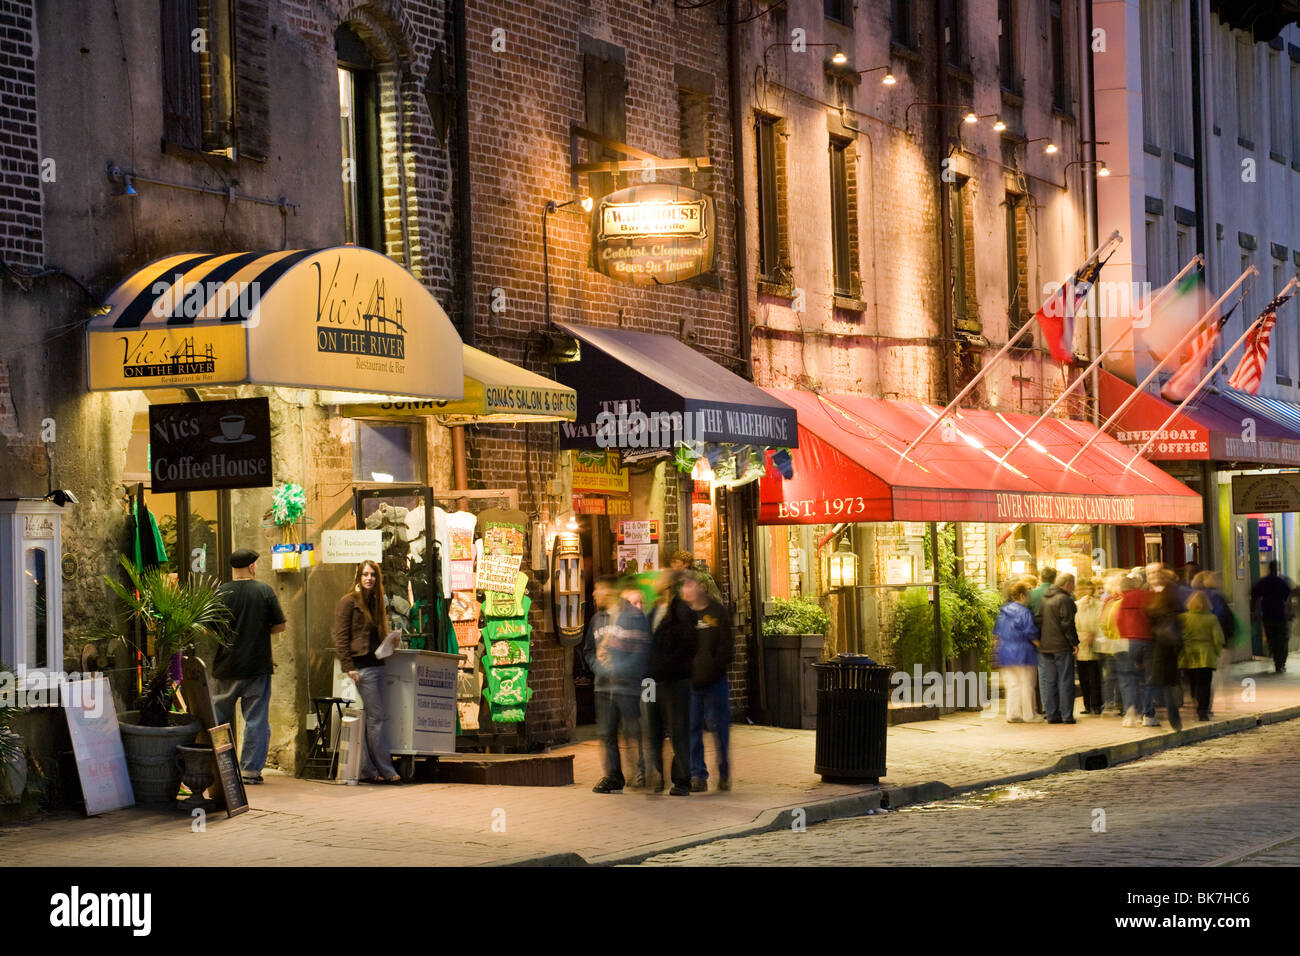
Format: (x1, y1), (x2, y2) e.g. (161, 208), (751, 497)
(1251, 560), (1295, 674)
(1179, 591), (1224, 721)
(1096, 570), (1125, 715)
(1194, 570), (1237, 711)
(1074, 578), (1104, 715)
(584, 574), (652, 793)
(684, 571), (734, 792)
(1118, 572), (1156, 725)
(1147, 569), (1184, 731)
(1029, 567), (1057, 614)
(642, 571), (697, 796)
(1034, 572), (1079, 723)
(993, 582), (1039, 723)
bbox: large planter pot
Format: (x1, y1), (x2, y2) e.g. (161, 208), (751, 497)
(118, 712), (201, 805)
(0, 730), (26, 805)
(174, 743), (216, 810)
(762, 634), (825, 729)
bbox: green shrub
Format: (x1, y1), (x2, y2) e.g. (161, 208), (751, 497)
(948, 576), (999, 672)
(763, 596), (831, 637)
(891, 579), (998, 673)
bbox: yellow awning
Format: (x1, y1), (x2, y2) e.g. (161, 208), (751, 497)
(87, 247), (464, 399)
(338, 344), (577, 423)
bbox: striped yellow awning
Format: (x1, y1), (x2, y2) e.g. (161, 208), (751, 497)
(87, 247), (464, 399)
(337, 344), (577, 423)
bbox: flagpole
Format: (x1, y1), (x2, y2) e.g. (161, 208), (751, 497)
(900, 229), (1123, 463)
(995, 255), (1203, 466)
(1122, 276), (1300, 471)
(1064, 265), (1258, 469)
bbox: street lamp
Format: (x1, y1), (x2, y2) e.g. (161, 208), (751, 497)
(1024, 136), (1058, 154)
(542, 195), (592, 329)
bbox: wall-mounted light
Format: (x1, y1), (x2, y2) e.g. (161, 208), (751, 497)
(903, 102), (980, 133)
(1010, 538), (1034, 576)
(853, 64), (895, 86)
(828, 537), (859, 589)
(1062, 158), (1111, 185)
(543, 194), (593, 329)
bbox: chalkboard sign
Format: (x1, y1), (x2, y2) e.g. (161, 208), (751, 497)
(63, 677), (135, 815)
(209, 723), (249, 817)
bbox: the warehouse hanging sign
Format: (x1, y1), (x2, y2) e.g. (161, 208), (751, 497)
(592, 184), (715, 286)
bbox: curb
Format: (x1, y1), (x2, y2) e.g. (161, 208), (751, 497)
(510, 702), (1300, 867)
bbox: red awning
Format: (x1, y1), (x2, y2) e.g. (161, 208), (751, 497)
(1097, 369), (1300, 465)
(758, 389), (1202, 526)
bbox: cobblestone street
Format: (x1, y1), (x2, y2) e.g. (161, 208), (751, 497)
(640, 720), (1300, 866)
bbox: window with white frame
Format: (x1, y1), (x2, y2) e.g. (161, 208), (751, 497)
(1270, 50), (1287, 159)
(1275, 261), (1293, 382)
(1236, 36), (1255, 145)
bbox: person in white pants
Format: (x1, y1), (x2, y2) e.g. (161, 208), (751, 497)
(993, 582), (1041, 722)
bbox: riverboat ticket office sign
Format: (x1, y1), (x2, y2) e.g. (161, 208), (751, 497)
(592, 184), (715, 286)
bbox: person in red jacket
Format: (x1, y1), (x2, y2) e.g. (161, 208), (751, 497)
(1116, 575), (1158, 725)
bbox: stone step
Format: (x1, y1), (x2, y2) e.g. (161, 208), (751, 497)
(433, 753), (575, 787)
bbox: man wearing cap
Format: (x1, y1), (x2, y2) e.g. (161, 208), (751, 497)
(211, 549), (287, 785)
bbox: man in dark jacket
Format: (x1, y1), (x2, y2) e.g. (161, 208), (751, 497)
(642, 571), (698, 796)
(1251, 560), (1295, 673)
(683, 571), (734, 791)
(1033, 572), (1079, 723)
(583, 575), (651, 793)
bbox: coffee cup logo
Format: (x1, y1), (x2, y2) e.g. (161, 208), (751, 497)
(211, 414), (254, 445)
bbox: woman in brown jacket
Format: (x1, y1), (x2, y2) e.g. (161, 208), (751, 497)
(333, 560), (401, 783)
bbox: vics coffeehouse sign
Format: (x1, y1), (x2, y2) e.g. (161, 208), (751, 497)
(148, 397), (273, 493)
(592, 184), (715, 286)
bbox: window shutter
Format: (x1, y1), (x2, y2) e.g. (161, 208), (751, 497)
(234, 0), (270, 161)
(161, 0), (202, 149)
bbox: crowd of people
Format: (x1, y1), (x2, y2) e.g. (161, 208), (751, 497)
(582, 552), (734, 796)
(993, 560), (1296, 729)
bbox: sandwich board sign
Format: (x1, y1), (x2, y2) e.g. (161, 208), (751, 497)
(63, 677), (135, 815)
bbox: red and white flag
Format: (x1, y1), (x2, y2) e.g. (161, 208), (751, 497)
(1161, 302), (1237, 402)
(1227, 289), (1295, 395)
(1035, 254), (1110, 364)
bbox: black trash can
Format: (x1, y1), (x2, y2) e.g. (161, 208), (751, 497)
(812, 654), (890, 783)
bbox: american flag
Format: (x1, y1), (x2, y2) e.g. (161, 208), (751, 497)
(1161, 302), (1238, 402)
(1227, 288), (1296, 395)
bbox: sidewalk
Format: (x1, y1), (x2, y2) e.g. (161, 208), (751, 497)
(3, 662), (1297, 866)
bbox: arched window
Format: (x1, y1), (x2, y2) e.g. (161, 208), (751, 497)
(337, 24), (385, 252)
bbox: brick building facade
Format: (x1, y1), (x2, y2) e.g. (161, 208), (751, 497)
(456, 0), (754, 739)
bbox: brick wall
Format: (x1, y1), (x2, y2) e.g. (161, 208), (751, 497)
(460, 0), (743, 741)
(0, 0), (43, 268)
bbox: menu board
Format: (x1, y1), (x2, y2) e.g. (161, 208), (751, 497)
(209, 723), (249, 817)
(63, 677), (134, 816)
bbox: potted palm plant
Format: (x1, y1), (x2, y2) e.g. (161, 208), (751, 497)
(0, 666), (25, 805)
(105, 556), (230, 804)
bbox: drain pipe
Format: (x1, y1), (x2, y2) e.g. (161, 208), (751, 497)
(728, 0), (767, 720)
(451, 0), (474, 506)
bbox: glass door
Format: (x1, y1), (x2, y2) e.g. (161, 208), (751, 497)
(353, 486), (435, 644)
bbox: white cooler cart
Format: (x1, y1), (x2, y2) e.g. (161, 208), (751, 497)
(382, 648), (460, 780)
